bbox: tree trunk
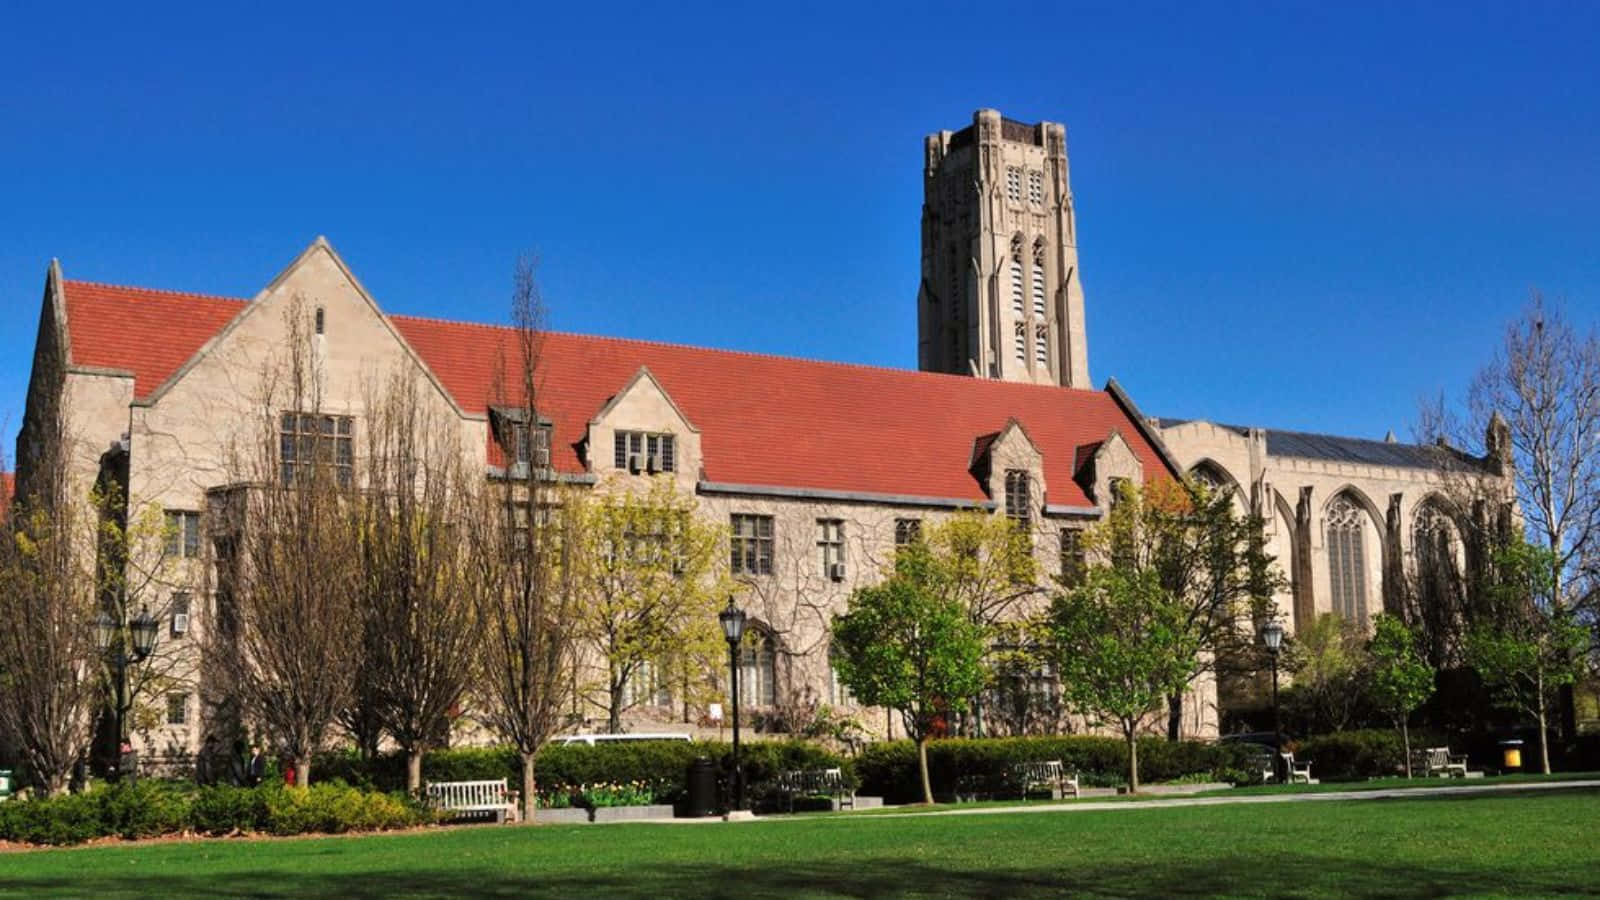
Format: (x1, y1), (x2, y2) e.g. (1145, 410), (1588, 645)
(1126, 729), (1140, 794)
(296, 753), (313, 788)
(608, 682), (623, 734)
(1401, 721), (1412, 779)
(1166, 693), (1183, 742)
(521, 751), (538, 823)
(1536, 697), (1552, 775)
(45, 771), (69, 797)
(917, 736), (934, 805)
(406, 748), (424, 796)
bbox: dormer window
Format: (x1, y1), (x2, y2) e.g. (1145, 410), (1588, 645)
(615, 431), (676, 473)
(513, 422), (551, 467)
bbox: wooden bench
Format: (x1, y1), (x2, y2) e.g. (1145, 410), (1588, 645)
(1411, 747), (1469, 778)
(425, 779), (518, 823)
(772, 767), (855, 812)
(1281, 753), (1318, 785)
(1011, 760), (1080, 800)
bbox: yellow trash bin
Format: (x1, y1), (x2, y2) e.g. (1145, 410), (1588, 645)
(1499, 740), (1524, 771)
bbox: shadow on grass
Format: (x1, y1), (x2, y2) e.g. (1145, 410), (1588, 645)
(0, 852), (1589, 899)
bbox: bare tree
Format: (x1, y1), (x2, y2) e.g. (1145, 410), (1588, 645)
(1420, 294), (1600, 728)
(205, 299), (364, 786)
(359, 370), (482, 794)
(467, 257), (580, 822)
(0, 400), (98, 795)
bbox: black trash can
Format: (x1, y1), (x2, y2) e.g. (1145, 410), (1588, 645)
(683, 757), (718, 818)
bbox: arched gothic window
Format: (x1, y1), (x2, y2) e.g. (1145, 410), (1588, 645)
(740, 628), (778, 707)
(1326, 494), (1368, 622)
(1014, 321), (1026, 363)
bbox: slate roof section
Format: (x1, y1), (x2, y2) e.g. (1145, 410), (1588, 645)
(1159, 417), (1492, 473)
(55, 278), (1178, 508)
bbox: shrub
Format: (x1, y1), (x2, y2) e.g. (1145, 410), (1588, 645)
(1294, 729), (1446, 780)
(98, 780), (193, 839)
(855, 736), (1250, 803)
(0, 791), (107, 845)
(322, 740), (852, 803)
(190, 784), (270, 835)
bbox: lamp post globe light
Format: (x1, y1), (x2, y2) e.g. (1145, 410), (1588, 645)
(1260, 618), (1285, 782)
(718, 597), (747, 811)
(96, 607), (160, 782)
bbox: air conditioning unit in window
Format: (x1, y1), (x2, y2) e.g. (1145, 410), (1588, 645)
(171, 613), (190, 636)
(627, 452), (643, 473)
(829, 562), (846, 582)
(533, 447), (550, 468)
(646, 452), (662, 474)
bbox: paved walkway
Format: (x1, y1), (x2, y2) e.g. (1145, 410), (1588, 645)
(790, 778), (1600, 823)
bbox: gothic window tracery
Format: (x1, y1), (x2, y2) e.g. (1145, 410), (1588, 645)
(1326, 494), (1368, 622)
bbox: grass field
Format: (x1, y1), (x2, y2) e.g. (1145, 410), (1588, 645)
(2, 787), (1596, 898)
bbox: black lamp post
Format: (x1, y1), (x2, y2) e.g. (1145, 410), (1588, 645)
(718, 597), (747, 811)
(96, 606), (159, 781)
(1260, 619), (1285, 781)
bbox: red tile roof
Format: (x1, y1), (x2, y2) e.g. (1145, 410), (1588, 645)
(60, 280), (1173, 507)
(62, 281), (246, 399)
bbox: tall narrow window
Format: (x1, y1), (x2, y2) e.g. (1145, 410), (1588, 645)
(1059, 529), (1086, 587)
(166, 693), (189, 726)
(1326, 495), (1368, 622)
(1010, 259), (1024, 316)
(730, 514), (774, 576)
(314, 306), (325, 335)
(1031, 256), (1046, 319)
(828, 644), (855, 706)
(165, 510), (201, 558)
(1005, 166), (1022, 203)
(1027, 169), (1044, 205)
(1004, 470), (1032, 528)
(740, 629), (778, 707)
(817, 519), (845, 578)
(1035, 324), (1049, 366)
(1014, 322), (1026, 363)
(170, 592), (191, 638)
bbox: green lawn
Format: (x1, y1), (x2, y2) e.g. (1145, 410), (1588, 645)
(3, 788), (1597, 898)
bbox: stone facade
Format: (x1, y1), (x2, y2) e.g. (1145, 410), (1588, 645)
(918, 109), (1090, 388)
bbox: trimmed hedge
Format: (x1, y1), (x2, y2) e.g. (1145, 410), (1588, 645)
(854, 736), (1257, 804)
(1294, 729), (1447, 781)
(0, 780), (429, 846)
(316, 740), (851, 801)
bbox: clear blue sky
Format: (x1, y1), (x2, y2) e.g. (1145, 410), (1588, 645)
(4, 2), (1597, 460)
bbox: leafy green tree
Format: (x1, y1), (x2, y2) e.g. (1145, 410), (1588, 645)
(1049, 567), (1198, 792)
(1366, 615), (1435, 776)
(1466, 540), (1588, 773)
(572, 478), (731, 733)
(831, 546), (987, 804)
(1085, 479), (1282, 740)
(1283, 613), (1370, 734)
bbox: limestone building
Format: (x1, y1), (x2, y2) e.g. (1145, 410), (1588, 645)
(918, 109), (1090, 388)
(11, 108), (1512, 767)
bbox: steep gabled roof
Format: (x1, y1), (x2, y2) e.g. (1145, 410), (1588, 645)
(56, 274), (1175, 507)
(62, 281), (247, 398)
(391, 316), (1169, 506)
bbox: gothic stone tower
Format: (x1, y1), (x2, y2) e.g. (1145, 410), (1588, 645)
(917, 109), (1090, 388)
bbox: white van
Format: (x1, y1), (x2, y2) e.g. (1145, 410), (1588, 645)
(556, 733), (693, 747)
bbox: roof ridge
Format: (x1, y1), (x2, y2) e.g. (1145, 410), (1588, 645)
(391, 312), (1109, 396)
(1262, 424), (1429, 449)
(63, 279), (247, 305)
